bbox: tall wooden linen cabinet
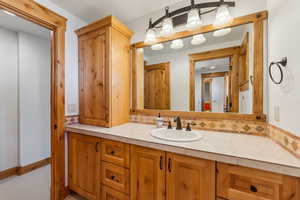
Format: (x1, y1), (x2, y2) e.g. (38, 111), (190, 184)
(76, 16), (133, 127)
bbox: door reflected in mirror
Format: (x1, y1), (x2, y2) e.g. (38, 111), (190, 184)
(136, 23), (257, 114)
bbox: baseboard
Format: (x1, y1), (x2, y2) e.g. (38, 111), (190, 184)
(62, 186), (71, 199)
(17, 157), (51, 175)
(0, 167), (19, 180)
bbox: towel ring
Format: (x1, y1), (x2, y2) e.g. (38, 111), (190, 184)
(269, 57), (287, 85)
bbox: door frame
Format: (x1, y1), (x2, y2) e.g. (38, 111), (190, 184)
(0, 1), (67, 199)
(189, 46), (240, 112)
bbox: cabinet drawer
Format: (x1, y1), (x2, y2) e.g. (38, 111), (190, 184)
(217, 163), (300, 200)
(101, 139), (130, 168)
(101, 161), (130, 194)
(101, 186), (129, 200)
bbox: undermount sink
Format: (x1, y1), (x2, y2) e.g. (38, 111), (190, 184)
(150, 128), (203, 142)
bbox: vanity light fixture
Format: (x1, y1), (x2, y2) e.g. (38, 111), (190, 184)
(2, 10), (16, 16)
(213, 3), (233, 27)
(186, 0), (203, 30)
(144, 0), (235, 43)
(170, 39), (184, 50)
(161, 7), (175, 37)
(145, 19), (157, 43)
(213, 28), (232, 37)
(191, 34), (206, 45)
(210, 66), (216, 69)
(151, 43), (164, 51)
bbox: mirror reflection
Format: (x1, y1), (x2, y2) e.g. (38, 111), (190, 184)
(137, 24), (254, 114)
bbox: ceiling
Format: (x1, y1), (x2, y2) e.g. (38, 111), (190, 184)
(195, 58), (230, 73)
(0, 10), (50, 39)
(50, 0), (185, 23)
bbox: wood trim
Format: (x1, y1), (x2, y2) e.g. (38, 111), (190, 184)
(62, 187), (71, 199)
(0, 158), (51, 180)
(75, 15), (133, 38)
(131, 46), (137, 110)
(253, 20), (264, 114)
(201, 72), (227, 79)
(133, 11), (268, 48)
(0, 0), (66, 30)
(131, 109), (266, 122)
(0, 167), (18, 180)
(189, 46), (240, 112)
(0, 1), (67, 200)
(17, 158), (51, 175)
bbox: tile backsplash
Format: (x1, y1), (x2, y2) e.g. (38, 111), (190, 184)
(130, 114), (267, 136)
(267, 124), (300, 159)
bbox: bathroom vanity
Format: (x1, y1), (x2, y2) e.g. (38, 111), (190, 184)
(66, 123), (300, 200)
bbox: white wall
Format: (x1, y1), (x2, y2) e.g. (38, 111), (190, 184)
(127, 0), (267, 43)
(267, 0), (300, 136)
(0, 27), (19, 171)
(18, 32), (51, 166)
(145, 40), (240, 111)
(34, 0), (87, 116)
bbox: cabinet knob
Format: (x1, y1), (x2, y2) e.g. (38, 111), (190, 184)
(250, 185), (258, 193)
(110, 151), (115, 155)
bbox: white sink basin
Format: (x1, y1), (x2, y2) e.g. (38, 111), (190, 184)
(150, 128), (203, 142)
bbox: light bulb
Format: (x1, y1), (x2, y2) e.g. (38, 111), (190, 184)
(161, 17), (174, 37)
(191, 34), (206, 45)
(186, 9), (203, 30)
(151, 43), (164, 51)
(144, 28), (156, 43)
(213, 28), (232, 37)
(214, 5), (233, 27)
(170, 39), (184, 50)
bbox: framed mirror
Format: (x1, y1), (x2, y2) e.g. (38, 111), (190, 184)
(132, 11), (267, 121)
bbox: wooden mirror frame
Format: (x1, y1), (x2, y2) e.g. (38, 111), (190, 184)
(131, 11), (267, 121)
(0, 1), (66, 199)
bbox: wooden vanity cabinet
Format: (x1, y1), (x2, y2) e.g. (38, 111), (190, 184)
(67, 133), (300, 200)
(68, 133), (101, 200)
(130, 146), (166, 200)
(130, 146), (216, 200)
(166, 153), (216, 200)
(76, 16), (133, 127)
(217, 163), (300, 200)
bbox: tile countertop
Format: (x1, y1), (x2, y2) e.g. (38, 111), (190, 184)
(65, 123), (300, 178)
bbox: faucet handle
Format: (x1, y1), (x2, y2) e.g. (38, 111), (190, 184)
(186, 123), (192, 131)
(167, 121), (172, 129)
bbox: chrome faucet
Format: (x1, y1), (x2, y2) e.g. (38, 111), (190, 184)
(174, 116), (182, 130)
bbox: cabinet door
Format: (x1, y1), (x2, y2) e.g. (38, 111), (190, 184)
(68, 133), (101, 200)
(79, 28), (109, 126)
(130, 145), (166, 200)
(166, 153), (215, 200)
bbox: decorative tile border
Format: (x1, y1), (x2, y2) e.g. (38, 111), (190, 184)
(130, 114), (267, 136)
(267, 124), (300, 159)
(65, 115), (79, 125)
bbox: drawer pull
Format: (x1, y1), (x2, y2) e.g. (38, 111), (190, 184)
(95, 142), (100, 152)
(168, 158), (172, 172)
(110, 151), (115, 155)
(110, 175), (116, 180)
(159, 156), (163, 170)
(250, 185), (258, 193)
